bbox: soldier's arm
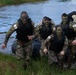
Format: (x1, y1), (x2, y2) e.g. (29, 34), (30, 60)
(62, 36), (68, 52)
(41, 34), (53, 54)
(41, 36), (50, 53)
(3, 23), (18, 46)
(44, 34), (53, 47)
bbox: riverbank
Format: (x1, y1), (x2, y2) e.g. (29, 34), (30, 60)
(0, 53), (76, 75)
(0, 0), (47, 6)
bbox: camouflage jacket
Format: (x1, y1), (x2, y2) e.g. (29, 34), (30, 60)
(43, 34), (68, 52)
(34, 21), (55, 41)
(3, 21), (35, 45)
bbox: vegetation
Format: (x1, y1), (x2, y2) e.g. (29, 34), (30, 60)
(0, 0), (71, 6)
(0, 0), (47, 6)
(0, 53), (76, 75)
(58, 0), (70, 2)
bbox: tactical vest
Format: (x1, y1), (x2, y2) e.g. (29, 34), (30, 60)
(49, 33), (65, 53)
(62, 24), (76, 39)
(16, 19), (33, 42)
(40, 24), (52, 40)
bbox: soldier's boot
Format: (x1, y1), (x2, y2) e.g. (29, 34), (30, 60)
(23, 56), (31, 70)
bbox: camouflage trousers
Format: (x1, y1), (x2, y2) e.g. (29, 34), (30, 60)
(15, 40), (32, 61)
(48, 50), (65, 65)
(49, 49), (74, 68)
(68, 39), (76, 59)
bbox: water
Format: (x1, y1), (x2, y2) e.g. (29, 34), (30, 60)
(0, 0), (76, 54)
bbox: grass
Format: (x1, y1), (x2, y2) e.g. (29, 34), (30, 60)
(0, 0), (47, 6)
(0, 53), (76, 75)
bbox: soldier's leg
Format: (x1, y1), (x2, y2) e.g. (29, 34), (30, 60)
(57, 53), (64, 69)
(67, 40), (74, 68)
(71, 45), (76, 59)
(39, 46), (45, 57)
(15, 41), (24, 60)
(25, 44), (32, 61)
(62, 48), (71, 69)
(23, 44), (33, 69)
(70, 45), (76, 69)
(67, 47), (73, 68)
(48, 50), (58, 65)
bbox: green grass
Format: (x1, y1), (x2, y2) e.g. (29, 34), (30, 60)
(0, 0), (47, 6)
(0, 53), (76, 75)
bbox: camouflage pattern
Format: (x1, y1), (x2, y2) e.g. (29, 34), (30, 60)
(35, 20), (55, 57)
(69, 21), (76, 32)
(41, 24), (69, 68)
(68, 38), (76, 59)
(35, 21), (55, 38)
(4, 21), (35, 45)
(3, 21), (35, 61)
(48, 50), (58, 64)
(16, 40), (32, 60)
(69, 21), (76, 57)
(35, 20), (55, 42)
(44, 36), (68, 63)
(61, 17), (76, 68)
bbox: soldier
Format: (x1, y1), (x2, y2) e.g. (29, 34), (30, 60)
(1, 11), (35, 69)
(60, 13), (76, 69)
(69, 14), (76, 59)
(60, 13), (70, 29)
(43, 25), (69, 69)
(35, 16), (55, 56)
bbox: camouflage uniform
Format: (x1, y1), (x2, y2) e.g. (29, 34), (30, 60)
(3, 21), (35, 61)
(43, 25), (68, 68)
(60, 16), (76, 68)
(69, 21), (76, 58)
(35, 19), (55, 56)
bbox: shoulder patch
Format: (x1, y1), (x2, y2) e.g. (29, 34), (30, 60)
(14, 24), (17, 29)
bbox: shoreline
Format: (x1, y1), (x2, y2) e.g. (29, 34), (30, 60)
(0, 0), (47, 6)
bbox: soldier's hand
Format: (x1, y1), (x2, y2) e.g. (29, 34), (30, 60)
(2, 44), (6, 49)
(27, 35), (34, 40)
(43, 48), (48, 54)
(72, 40), (76, 45)
(60, 51), (65, 56)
